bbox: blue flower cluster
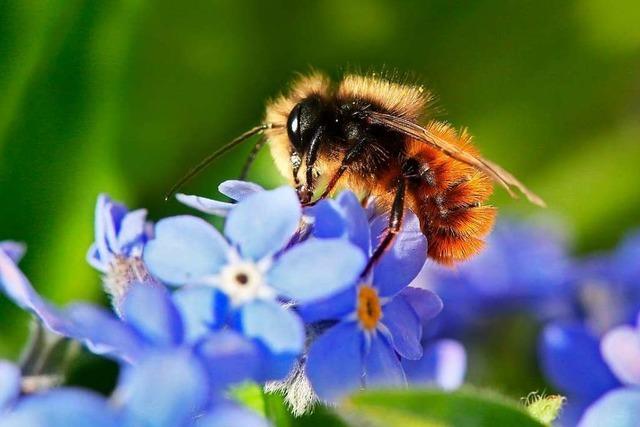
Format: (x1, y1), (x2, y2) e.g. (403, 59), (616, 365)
(411, 213), (640, 427)
(0, 181), (464, 425)
(539, 230), (640, 427)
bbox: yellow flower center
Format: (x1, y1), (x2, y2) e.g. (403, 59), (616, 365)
(357, 286), (382, 331)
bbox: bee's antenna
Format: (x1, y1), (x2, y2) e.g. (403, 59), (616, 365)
(164, 123), (273, 201)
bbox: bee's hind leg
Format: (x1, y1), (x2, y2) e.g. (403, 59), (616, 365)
(362, 176), (407, 276)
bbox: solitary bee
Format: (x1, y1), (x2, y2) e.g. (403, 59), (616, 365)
(167, 72), (544, 267)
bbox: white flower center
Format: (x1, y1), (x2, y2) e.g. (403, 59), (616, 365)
(216, 259), (274, 306)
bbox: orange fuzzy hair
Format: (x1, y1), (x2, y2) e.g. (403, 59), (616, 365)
(264, 72), (496, 265)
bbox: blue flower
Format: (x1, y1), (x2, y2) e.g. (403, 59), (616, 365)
(420, 219), (575, 335)
(144, 186), (366, 379)
(538, 229), (640, 426)
(0, 243), (259, 376)
(176, 180), (264, 216)
(577, 313), (640, 426)
(575, 229), (640, 332)
(87, 194), (152, 273)
(402, 338), (467, 391)
(539, 322), (620, 426)
(300, 192), (439, 402)
(579, 388), (640, 427)
(600, 313), (640, 387)
(86, 194), (155, 312)
(0, 350), (270, 427)
(0, 241), (74, 339)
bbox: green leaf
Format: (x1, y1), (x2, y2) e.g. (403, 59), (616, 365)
(230, 382), (266, 416)
(339, 388), (546, 427)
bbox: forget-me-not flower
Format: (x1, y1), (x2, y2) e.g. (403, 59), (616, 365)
(143, 186), (366, 379)
(300, 192), (440, 402)
(86, 194), (155, 311)
(0, 349), (270, 427)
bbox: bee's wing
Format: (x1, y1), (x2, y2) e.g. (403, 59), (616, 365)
(365, 111), (546, 207)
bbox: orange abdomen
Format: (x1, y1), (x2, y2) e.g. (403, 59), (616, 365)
(405, 122), (496, 265)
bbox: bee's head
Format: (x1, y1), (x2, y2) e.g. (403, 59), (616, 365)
(286, 96), (326, 155)
(286, 96), (330, 203)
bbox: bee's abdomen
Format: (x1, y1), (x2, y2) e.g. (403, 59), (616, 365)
(405, 123), (496, 265)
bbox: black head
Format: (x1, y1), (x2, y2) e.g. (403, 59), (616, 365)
(286, 96), (327, 155)
(286, 96), (333, 202)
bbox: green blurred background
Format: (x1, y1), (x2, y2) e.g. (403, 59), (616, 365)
(1, 0), (639, 396)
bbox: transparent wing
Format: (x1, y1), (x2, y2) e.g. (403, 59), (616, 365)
(364, 111), (546, 207)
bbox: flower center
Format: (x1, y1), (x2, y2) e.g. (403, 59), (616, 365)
(218, 261), (268, 305)
(357, 285), (382, 331)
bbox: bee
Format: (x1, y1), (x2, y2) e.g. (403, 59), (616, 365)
(167, 71), (544, 268)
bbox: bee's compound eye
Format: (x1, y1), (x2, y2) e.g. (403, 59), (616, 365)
(287, 103), (303, 151)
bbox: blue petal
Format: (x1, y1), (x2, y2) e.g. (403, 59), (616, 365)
(176, 193), (234, 216)
(601, 325), (640, 386)
(0, 241), (26, 264)
(198, 403), (270, 427)
(337, 191), (371, 255)
(64, 304), (144, 363)
(306, 321), (363, 402)
(297, 286), (357, 323)
(579, 388), (640, 427)
(539, 322), (620, 401)
(311, 200), (347, 239)
(92, 195), (115, 265)
(0, 249), (76, 338)
(224, 187), (301, 260)
(219, 180), (264, 201)
(255, 347), (298, 381)
(382, 296), (422, 360)
(268, 239), (365, 303)
(96, 195), (130, 260)
(195, 330), (260, 392)
(121, 284), (183, 347)
(144, 215), (229, 286)
(0, 389), (118, 427)
(399, 287), (443, 323)
(172, 286), (218, 342)
(238, 300), (305, 354)
(371, 210), (427, 297)
(86, 244), (106, 272)
(403, 339), (466, 390)
(0, 360), (20, 411)
(364, 334), (407, 389)
(116, 209), (148, 254)
(118, 350), (211, 427)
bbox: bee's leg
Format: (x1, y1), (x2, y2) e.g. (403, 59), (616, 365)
(302, 138), (369, 207)
(362, 176), (407, 276)
(238, 138), (267, 181)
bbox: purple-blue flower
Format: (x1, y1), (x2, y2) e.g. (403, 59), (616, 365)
(576, 313), (640, 426)
(575, 229), (640, 333)
(143, 186), (366, 379)
(176, 180), (264, 216)
(300, 192), (440, 402)
(85, 194), (156, 312)
(579, 388), (640, 427)
(539, 321), (620, 426)
(0, 350), (269, 427)
(0, 241), (259, 375)
(402, 338), (467, 391)
(539, 229), (640, 426)
(86, 194), (152, 274)
(419, 219), (575, 335)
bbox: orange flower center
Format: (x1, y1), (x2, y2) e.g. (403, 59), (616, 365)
(357, 286), (382, 331)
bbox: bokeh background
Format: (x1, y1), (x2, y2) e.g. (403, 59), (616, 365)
(1, 0), (639, 400)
